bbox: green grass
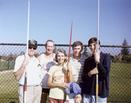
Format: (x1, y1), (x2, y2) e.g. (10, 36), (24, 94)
(0, 62), (131, 103)
(0, 61), (14, 71)
(0, 70), (18, 103)
(108, 63), (131, 102)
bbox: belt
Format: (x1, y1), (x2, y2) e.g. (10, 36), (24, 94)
(19, 84), (40, 87)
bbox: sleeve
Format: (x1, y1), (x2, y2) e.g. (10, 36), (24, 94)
(38, 54), (45, 69)
(82, 58), (95, 81)
(98, 53), (111, 79)
(13, 56), (24, 72)
(48, 66), (55, 76)
(82, 59), (88, 82)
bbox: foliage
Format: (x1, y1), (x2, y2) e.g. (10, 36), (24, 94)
(0, 60), (15, 71)
(122, 54), (131, 63)
(121, 38), (129, 56)
(111, 38), (131, 63)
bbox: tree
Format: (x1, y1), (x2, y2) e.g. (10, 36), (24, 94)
(121, 38), (129, 56)
(121, 38), (131, 62)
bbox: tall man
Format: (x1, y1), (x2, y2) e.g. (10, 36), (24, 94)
(82, 37), (111, 103)
(14, 39), (43, 103)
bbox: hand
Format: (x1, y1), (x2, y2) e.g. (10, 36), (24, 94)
(67, 63), (72, 72)
(94, 49), (100, 63)
(88, 67), (98, 77)
(63, 63), (72, 73)
(22, 54), (30, 66)
(62, 82), (68, 88)
(75, 94), (82, 103)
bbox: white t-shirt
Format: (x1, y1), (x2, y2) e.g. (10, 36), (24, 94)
(14, 55), (43, 85)
(39, 53), (56, 88)
(48, 65), (65, 100)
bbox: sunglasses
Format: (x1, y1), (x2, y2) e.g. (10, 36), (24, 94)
(28, 46), (37, 50)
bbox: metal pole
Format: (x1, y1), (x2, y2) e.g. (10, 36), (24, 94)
(24, 0), (30, 103)
(96, 0), (100, 103)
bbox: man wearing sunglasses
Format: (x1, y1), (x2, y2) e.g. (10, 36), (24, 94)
(14, 39), (43, 103)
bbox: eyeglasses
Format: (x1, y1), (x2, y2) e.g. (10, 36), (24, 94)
(29, 46), (37, 50)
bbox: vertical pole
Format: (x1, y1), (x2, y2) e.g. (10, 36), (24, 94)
(24, 0), (30, 103)
(96, 0), (100, 103)
(67, 22), (73, 63)
(26, 0), (30, 51)
(64, 22), (73, 103)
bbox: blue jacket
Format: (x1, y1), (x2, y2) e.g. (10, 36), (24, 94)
(65, 82), (81, 98)
(81, 52), (111, 98)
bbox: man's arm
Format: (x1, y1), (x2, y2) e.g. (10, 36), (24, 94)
(88, 67), (98, 77)
(14, 55), (29, 80)
(14, 63), (26, 80)
(97, 53), (111, 79)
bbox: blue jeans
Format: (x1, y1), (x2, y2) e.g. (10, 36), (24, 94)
(83, 94), (107, 103)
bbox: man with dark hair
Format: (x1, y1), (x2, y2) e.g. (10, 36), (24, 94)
(71, 41), (85, 83)
(14, 39), (43, 103)
(69, 41), (90, 102)
(82, 37), (111, 103)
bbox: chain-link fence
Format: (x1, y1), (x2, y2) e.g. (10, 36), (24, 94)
(0, 43), (131, 103)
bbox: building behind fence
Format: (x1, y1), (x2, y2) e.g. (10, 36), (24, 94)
(0, 43), (131, 103)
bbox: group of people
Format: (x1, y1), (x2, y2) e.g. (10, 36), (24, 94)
(13, 37), (111, 103)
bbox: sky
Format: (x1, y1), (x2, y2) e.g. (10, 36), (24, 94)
(0, 0), (131, 45)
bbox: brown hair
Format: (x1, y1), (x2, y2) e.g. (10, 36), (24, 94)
(72, 41), (83, 52)
(45, 39), (55, 47)
(88, 37), (100, 45)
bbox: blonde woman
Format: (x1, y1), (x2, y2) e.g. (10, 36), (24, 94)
(48, 48), (72, 103)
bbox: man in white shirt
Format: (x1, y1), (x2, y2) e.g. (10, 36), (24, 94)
(38, 40), (56, 103)
(14, 39), (43, 103)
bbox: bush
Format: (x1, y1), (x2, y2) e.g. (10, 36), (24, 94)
(122, 54), (131, 63)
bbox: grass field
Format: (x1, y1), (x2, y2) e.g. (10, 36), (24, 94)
(0, 70), (18, 103)
(0, 62), (131, 103)
(108, 63), (131, 102)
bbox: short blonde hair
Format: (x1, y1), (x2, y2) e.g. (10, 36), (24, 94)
(55, 48), (67, 62)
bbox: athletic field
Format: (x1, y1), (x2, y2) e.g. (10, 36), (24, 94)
(0, 62), (131, 103)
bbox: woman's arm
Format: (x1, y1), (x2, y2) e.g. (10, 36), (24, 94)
(48, 74), (68, 88)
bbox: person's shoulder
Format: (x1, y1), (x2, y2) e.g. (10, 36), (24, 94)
(48, 64), (57, 72)
(16, 54), (24, 58)
(101, 52), (111, 60)
(15, 55), (24, 61)
(33, 56), (39, 61)
(39, 53), (46, 57)
(81, 52), (91, 60)
(82, 47), (92, 57)
(68, 54), (76, 63)
(50, 63), (57, 68)
(53, 53), (56, 58)
(85, 55), (94, 62)
(70, 53), (73, 57)
(38, 53), (46, 60)
(101, 52), (110, 57)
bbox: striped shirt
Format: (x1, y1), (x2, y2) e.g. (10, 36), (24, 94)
(70, 53), (88, 83)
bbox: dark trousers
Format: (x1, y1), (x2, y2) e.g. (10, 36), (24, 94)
(41, 88), (50, 103)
